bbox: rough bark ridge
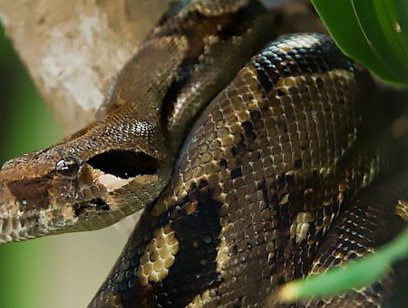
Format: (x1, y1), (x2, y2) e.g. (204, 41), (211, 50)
(0, 0), (167, 134)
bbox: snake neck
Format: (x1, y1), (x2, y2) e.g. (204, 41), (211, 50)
(103, 0), (278, 155)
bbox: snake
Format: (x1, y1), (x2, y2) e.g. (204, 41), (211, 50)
(0, 1), (407, 307)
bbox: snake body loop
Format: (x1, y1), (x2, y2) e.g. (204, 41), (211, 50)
(90, 32), (404, 307)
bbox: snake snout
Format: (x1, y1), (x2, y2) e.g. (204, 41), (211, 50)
(0, 168), (54, 243)
(0, 178), (27, 243)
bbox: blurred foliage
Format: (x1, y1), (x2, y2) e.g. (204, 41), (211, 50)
(312, 0), (408, 86)
(0, 27), (62, 308)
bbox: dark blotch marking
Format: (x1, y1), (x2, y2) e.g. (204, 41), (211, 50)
(253, 34), (356, 100)
(159, 1), (266, 129)
(99, 209), (157, 307)
(87, 150), (158, 179)
(153, 179), (223, 307)
(256, 65), (276, 95)
(231, 167), (242, 180)
(8, 177), (52, 211)
(115, 180), (223, 307)
(217, 1), (265, 39)
(242, 120), (256, 142)
(242, 120), (253, 136)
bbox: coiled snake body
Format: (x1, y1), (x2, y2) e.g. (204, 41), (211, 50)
(0, 1), (407, 307)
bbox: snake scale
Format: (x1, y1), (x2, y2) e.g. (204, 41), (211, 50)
(0, 1), (407, 307)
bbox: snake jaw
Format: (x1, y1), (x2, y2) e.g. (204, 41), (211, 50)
(0, 160), (170, 243)
(0, 120), (173, 244)
(0, 158), (171, 243)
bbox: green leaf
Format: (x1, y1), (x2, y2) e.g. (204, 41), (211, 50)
(312, 0), (408, 86)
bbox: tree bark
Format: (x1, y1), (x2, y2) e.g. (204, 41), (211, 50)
(0, 0), (167, 134)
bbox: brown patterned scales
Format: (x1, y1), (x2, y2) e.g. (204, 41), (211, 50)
(90, 34), (403, 307)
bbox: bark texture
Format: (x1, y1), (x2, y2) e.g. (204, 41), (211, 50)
(0, 0), (167, 134)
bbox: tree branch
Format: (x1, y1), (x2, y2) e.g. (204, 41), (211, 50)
(0, 0), (167, 133)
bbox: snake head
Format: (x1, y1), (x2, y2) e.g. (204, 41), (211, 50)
(0, 110), (172, 243)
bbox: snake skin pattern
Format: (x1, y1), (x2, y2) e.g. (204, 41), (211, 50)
(0, 1), (407, 307)
(90, 32), (405, 307)
(300, 170), (408, 308)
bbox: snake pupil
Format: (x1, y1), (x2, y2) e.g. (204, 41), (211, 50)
(55, 157), (81, 179)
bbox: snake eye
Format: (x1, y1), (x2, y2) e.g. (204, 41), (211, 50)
(55, 157), (81, 179)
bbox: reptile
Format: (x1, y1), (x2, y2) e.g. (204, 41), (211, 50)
(0, 0), (407, 307)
